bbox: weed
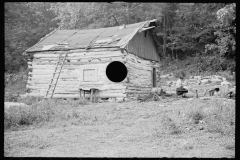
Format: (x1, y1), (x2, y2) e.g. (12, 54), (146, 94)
(160, 115), (183, 135)
(185, 99), (235, 136)
(17, 96), (43, 105)
(184, 144), (194, 150)
(188, 109), (205, 124)
(225, 144), (235, 150)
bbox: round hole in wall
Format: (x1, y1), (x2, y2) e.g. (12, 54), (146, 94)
(106, 61), (127, 82)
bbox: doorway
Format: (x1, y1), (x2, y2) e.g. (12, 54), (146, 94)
(152, 68), (156, 87)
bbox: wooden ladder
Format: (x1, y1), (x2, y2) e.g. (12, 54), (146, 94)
(45, 53), (68, 99)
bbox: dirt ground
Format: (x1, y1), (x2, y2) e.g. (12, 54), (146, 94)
(4, 98), (235, 158)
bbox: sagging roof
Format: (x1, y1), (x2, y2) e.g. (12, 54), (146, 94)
(25, 19), (157, 53)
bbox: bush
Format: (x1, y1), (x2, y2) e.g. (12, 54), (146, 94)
(160, 55), (235, 78)
(17, 96), (43, 105)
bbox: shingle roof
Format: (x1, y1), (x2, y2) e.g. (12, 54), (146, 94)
(25, 19), (157, 53)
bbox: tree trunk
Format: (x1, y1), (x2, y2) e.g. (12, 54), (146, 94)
(170, 26), (174, 60)
(163, 15), (166, 59)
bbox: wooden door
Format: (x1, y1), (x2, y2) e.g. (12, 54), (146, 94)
(152, 68), (156, 87)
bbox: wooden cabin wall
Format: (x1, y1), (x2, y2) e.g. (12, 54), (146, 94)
(125, 31), (160, 62)
(26, 48), (127, 98)
(124, 51), (161, 98)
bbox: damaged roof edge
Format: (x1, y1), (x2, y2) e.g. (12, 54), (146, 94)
(22, 28), (58, 56)
(119, 19), (157, 49)
(23, 46), (122, 54)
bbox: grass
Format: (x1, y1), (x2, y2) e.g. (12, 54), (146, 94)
(186, 99), (235, 136)
(4, 98), (90, 130)
(4, 99), (235, 157)
(5, 95), (235, 139)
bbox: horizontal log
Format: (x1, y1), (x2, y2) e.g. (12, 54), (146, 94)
(125, 90), (150, 94)
(31, 59), (125, 65)
(26, 85), (78, 90)
(26, 48), (121, 55)
(33, 51), (123, 58)
(28, 65), (81, 69)
(27, 80), (127, 86)
(28, 76), (109, 82)
(127, 84), (152, 88)
(27, 81), (79, 85)
(127, 60), (152, 68)
(127, 86), (152, 91)
(28, 77), (79, 81)
(27, 84), (126, 90)
(126, 63), (152, 72)
(28, 72), (79, 76)
(28, 92), (127, 98)
(127, 83), (152, 88)
(127, 59), (152, 67)
(126, 55), (152, 65)
(34, 54), (124, 60)
(128, 73), (151, 77)
(32, 88), (125, 94)
(28, 59), (125, 66)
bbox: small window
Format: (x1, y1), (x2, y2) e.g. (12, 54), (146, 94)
(83, 69), (96, 82)
(144, 31), (147, 37)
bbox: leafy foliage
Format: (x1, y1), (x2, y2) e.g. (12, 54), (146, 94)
(5, 2), (235, 73)
(205, 3), (236, 59)
(5, 2), (58, 73)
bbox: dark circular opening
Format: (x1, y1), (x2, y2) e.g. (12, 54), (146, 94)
(106, 61), (128, 82)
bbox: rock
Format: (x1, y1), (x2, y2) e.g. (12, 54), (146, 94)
(194, 76), (202, 80)
(108, 98), (116, 102)
(199, 120), (205, 124)
(116, 97), (124, 102)
(199, 126), (204, 130)
(221, 81), (232, 86)
(187, 98), (194, 101)
(160, 74), (170, 79)
(229, 87), (235, 92)
(200, 79), (211, 84)
(159, 104), (167, 107)
(151, 87), (163, 96)
(166, 81), (173, 86)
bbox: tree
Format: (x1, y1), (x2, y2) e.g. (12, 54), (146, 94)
(5, 2), (58, 72)
(205, 3), (236, 59)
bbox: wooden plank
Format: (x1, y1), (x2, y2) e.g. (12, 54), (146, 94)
(27, 84), (126, 90)
(28, 58), (125, 65)
(28, 92), (126, 98)
(125, 90), (150, 94)
(28, 92), (127, 98)
(34, 53), (124, 60)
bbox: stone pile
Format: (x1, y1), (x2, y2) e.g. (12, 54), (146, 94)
(162, 74), (235, 98)
(165, 75), (230, 88)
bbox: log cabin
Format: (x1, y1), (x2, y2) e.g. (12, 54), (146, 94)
(23, 19), (162, 100)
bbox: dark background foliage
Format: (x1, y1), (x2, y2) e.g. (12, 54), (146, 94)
(5, 2), (235, 73)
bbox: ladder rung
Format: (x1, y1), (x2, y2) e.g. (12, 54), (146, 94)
(46, 53), (68, 99)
